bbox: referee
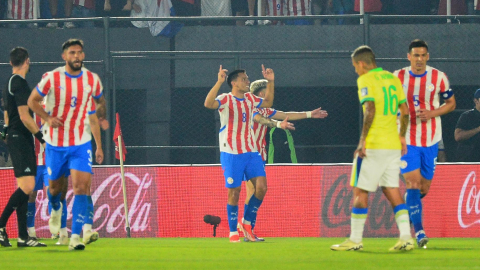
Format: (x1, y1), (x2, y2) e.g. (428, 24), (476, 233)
(0, 47), (46, 247)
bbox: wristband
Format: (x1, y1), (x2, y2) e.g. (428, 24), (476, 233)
(276, 121), (282, 128)
(306, 111), (312, 118)
(34, 131), (45, 144)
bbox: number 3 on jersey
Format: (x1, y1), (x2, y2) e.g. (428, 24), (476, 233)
(382, 85), (398, 115)
(71, 96), (77, 108)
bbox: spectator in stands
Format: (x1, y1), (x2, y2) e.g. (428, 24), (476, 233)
(46, 0), (73, 28)
(70, 0), (96, 28)
(5, 0), (37, 28)
(454, 89), (480, 162)
(312, 0), (354, 25)
(437, 0), (467, 15)
(244, 0), (271, 26)
(201, 0), (231, 25)
(354, 0), (382, 14)
(283, 0), (313, 25)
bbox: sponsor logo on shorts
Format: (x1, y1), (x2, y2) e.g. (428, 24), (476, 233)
(227, 177), (234, 184)
(400, 160), (408, 169)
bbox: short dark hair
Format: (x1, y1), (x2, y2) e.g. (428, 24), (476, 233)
(409, 39), (428, 52)
(227, 69), (246, 89)
(351, 45), (376, 65)
(62, 39), (84, 51)
(10, 47), (29, 67)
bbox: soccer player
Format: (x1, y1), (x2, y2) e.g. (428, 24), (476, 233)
(240, 79), (328, 241)
(28, 39), (106, 251)
(0, 47), (46, 247)
(204, 65), (274, 243)
(331, 45), (413, 251)
(393, 39), (456, 247)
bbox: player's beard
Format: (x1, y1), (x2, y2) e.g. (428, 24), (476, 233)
(67, 60), (83, 72)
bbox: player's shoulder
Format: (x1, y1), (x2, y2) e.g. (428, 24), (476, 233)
(216, 92), (230, 99)
(9, 74), (28, 90)
(393, 66), (408, 76)
(427, 65), (448, 78)
(82, 67), (100, 78)
(42, 66), (63, 78)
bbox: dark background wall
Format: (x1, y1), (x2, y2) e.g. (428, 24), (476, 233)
(0, 21), (478, 164)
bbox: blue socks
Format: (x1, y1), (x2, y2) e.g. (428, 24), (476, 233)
(71, 195), (87, 235)
(27, 202), (35, 228)
(244, 195), (263, 225)
(61, 198), (67, 228)
(406, 189), (424, 233)
(47, 189), (61, 211)
(85, 196), (94, 225)
(227, 204), (238, 232)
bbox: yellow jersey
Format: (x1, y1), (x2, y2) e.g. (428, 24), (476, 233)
(357, 67), (406, 150)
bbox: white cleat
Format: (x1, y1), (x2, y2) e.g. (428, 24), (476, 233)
(83, 230), (99, 245)
(49, 202), (62, 235)
(68, 236), (85, 251)
(56, 234), (69, 246)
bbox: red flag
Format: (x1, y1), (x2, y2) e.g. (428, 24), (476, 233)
(113, 113), (127, 161)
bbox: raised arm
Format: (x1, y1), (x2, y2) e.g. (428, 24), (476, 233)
(259, 65), (274, 108)
(204, 65), (228, 109)
(272, 107), (328, 121)
(253, 114), (294, 130)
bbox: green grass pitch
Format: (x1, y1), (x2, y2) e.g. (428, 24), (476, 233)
(0, 238), (479, 269)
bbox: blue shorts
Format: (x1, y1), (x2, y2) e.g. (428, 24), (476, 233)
(400, 143), (438, 180)
(243, 160), (267, 181)
(220, 152), (266, 188)
(34, 165), (48, 191)
(45, 142), (93, 181)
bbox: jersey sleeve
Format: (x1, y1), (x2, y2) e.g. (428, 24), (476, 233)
(263, 108), (277, 118)
(215, 93), (229, 110)
(439, 72), (453, 99)
(36, 72), (53, 97)
(92, 73), (103, 99)
(87, 96), (96, 115)
(248, 93), (263, 108)
(357, 77), (374, 104)
(13, 78), (31, 106)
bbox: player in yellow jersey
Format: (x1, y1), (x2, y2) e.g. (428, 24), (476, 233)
(331, 45), (414, 252)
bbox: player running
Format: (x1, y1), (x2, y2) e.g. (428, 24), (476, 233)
(393, 39), (456, 248)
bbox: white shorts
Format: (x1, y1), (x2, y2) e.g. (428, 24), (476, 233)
(350, 149), (401, 192)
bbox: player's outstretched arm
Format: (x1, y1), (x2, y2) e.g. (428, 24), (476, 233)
(204, 65), (228, 109)
(89, 113), (104, 164)
(272, 107), (328, 121)
(253, 114), (294, 130)
(28, 90), (63, 128)
(260, 65), (274, 108)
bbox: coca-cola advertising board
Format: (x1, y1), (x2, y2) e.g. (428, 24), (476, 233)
(0, 164), (479, 238)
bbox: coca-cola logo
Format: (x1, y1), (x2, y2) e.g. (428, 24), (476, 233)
(322, 173), (401, 232)
(34, 170), (158, 237)
(458, 171), (480, 228)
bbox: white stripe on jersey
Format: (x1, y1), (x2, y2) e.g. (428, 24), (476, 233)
(394, 65), (450, 147)
(7, 0), (33, 19)
(216, 92), (262, 154)
(253, 108), (277, 161)
(283, 0), (311, 16)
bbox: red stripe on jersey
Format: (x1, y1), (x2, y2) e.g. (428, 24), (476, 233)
(41, 76), (51, 95)
(50, 72), (61, 143)
(235, 99), (244, 153)
(69, 77), (84, 146)
(25, 0), (29, 19)
(419, 75), (427, 147)
(243, 101), (252, 153)
(227, 97), (234, 151)
(12, 0), (16, 19)
(407, 73), (416, 145)
(300, 0), (306, 15)
(430, 69), (438, 142)
(58, 76), (73, 147)
(272, 0), (278, 15)
(292, 0), (297, 15)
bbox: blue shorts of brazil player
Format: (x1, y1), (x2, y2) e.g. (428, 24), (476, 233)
(220, 152), (266, 188)
(400, 143), (438, 180)
(45, 141), (93, 181)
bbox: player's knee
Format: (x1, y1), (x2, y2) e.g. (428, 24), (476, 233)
(72, 181), (89, 194)
(255, 184), (267, 197)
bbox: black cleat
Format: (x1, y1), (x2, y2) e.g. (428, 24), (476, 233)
(0, 228), (12, 247)
(17, 236), (47, 247)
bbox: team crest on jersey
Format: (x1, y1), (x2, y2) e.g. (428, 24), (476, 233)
(400, 160), (408, 169)
(427, 83), (435, 92)
(227, 177), (234, 184)
(84, 85), (92, 93)
(361, 87), (368, 96)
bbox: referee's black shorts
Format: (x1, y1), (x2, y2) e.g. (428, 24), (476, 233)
(7, 131), (36, 178)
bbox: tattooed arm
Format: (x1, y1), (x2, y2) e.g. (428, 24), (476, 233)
(356, 101), (375, 158)
(253, 114), (295, 130)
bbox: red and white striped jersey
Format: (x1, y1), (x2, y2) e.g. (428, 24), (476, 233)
(73, 0), (94, 9)
(35, 66), (103, 147)
(266, 0), (283, 16)
(216, 92), (263, 154)
(34, 114), (46, 166)
(394, 65), (452, 147)
(7, 0), (33, 20)
(252, 108), (277, 161)
(282, 0), (311, 16)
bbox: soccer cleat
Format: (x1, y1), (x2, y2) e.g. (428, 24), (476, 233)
(56, 234), (69, 246)
(46, 22), (58, 28)
(49, 202), (62, 235)
(229, 234), (240, 243)
(64, 22), (75, 28)
(51, 232), (60, 239)
(238, 222), (256, 242)
(244, 234), (265, 242)
(389, 238), (414, 251)
(416, 230), (429, 248)
(0, 228), (12, 247)
(83, 230), (99, 245)
(69, 236), (85, 251)
(330, 239), (363, 251)
(258, 20), (272, 25)
(245, 19), (255, 26)
(17, 237), (47, 247)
